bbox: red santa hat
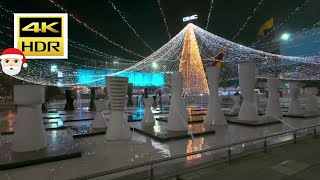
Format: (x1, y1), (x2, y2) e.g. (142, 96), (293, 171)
(0, 48), (27, 68)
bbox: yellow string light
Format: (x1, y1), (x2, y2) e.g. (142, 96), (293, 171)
(179, 24), (209, 95)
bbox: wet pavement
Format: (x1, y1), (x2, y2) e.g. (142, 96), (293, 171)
(0, 101), (320, 179)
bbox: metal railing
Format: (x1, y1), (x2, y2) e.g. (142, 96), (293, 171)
(71, 123), (320, 180)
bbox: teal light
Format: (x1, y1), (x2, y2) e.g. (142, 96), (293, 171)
(51, 65), (58, 72)
(281, 33), (291, 41)
(77, 69), (165, 87)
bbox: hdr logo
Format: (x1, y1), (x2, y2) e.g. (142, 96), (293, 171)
(14, 13), (68, 59)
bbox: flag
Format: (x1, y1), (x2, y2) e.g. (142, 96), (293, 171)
(212, 61), (222, 67)
(215, 50), (224, 61)
(211, 50), (224, 67)
(258, 18), (273, 37)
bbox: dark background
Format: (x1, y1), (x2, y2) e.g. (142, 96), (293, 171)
(1, 0), (320, 62)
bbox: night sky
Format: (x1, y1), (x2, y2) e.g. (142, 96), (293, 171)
(1, 0), (320, 62)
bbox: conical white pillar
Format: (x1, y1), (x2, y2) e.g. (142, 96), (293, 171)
(231, 95), (241, 114)
(288, 82), (303, 115)
(105, 77), (131, 140)
(12, 85), (47, 152)
(204, 66), (227, 125)
(142, 98), (155, 124)
(92, 99), (108, 128)
(265, 77), (282, 118)
(238, 63), (259, 121)
(167, 72), (188, 131)
(182, 98), (190, 121)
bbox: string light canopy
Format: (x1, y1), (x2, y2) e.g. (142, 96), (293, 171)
(2, 23), (320, 88)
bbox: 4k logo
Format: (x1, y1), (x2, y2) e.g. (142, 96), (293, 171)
(14, 13), (68, 59)
(22, 22), (60, 33)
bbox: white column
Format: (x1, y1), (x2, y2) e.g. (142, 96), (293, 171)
(142, 98), (155, 123)
(231, 95), (241, 114)
(305, 87), (319, 113)
(105, 77), (131, 140)
(238, 63), (259, 121)
(167, 72), (188, 131)
(265, 77), (282, 118)
(12, 85), (47, 152)
(92, 99), (108, 128)
(288, 82), (304, 115)
(204, 66), (227, 125)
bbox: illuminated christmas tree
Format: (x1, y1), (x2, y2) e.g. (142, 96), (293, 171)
(179, 23), (209, 95)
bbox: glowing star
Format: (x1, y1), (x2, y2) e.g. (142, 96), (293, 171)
(0, 48), (27, 76)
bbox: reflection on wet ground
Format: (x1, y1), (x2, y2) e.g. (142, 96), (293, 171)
(0, 104), (320, 179)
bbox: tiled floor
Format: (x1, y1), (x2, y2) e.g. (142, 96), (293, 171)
(0, 101), (319, 179)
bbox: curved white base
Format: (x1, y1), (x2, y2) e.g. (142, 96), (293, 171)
(265, 78), (282, 118)
(231, 95), (241, 114)
(288, 100), (304, 115)
(204, 105), (227, 125)
(92, 112), (108, 129)
(167, 72), (188, 131)
(106, 111), (131, 140)
(238, 63), (259, 121)
(203, 66), (227, 126)
(167, 110), (188, 131)
(92, 100), (108, 129)
(182, 98), (190, 121)
(12, 105), (47, 152)
(142, 98), (155, 124)
(238, 100), (259, 121)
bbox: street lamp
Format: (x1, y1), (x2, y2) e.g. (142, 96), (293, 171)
(281, 33), (291, 41)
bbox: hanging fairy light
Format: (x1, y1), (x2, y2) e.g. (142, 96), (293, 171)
(253, 0), (312, 46)
(48, 0), (145, 58)
(157, 0), (171, 39)
(205, 0), (215, 30)
(232, 0), (264, 40)
(108, 0), (154, 52)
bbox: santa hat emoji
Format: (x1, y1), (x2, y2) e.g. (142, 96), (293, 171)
(0, 48), (27, 68)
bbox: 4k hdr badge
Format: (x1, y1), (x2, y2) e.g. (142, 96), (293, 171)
(14, 13), (68, 59)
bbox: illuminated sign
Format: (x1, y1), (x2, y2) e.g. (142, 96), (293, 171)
(14, 13), (68, 59)
(183, 15), (198, 22)
(77, 69), (165, 87)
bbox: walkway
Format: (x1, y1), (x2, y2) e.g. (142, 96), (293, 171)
(173, 137), (320, 180)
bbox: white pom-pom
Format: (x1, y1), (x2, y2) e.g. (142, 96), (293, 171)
(23, 63), (27, 68)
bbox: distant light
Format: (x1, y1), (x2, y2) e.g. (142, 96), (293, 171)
(51, 65), (58, 72)
(57, 71), (63, 77)
(114, 61), (118, 64)
(152, 62), (158, 69)
(281, 33), (291, 41)
(200, 93), (203, 96)
(183, 14), (198, 22)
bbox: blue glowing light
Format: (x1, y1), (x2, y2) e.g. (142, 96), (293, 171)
(51, 65), (58, 72)
(77, 69), (165, 87)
